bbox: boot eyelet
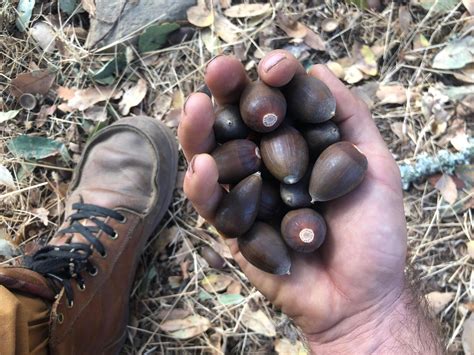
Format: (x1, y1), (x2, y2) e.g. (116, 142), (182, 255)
(100, 250), (107, 258)
(77, 283), (86, 291)
(67, 300), (74, 308)
(89, 267), (98, 276)
(109, 231), (119, 240)
(119, 216), (127, 224)
(57, 313), (64, 324)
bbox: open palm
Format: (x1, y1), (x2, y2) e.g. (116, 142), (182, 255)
(178, 50), (407, 340)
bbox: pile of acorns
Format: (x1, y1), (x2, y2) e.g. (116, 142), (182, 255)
(209, 74), (368, 275)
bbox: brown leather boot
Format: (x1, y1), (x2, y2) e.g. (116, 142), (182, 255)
(0, 116), (178, 354)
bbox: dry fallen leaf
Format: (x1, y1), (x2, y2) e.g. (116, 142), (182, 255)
(303, 28), (326, 52)
(160, 314), (211, 339)
(277, 14), (307, 38)
(326, 61), (345, 79)
(463, 0), (474, 14)
(355, 44), (378, 76)
(84, 106), (108, 122)
(432, 36), (474, 70)
(425, 291), (455, 315)
(219, 0), (232, 8)
(81, 0), (96, 16)
(10, 70), (55, 98)
(226, 280), (242, 295)
(398, 5), (412, 32)
(450, 132), (471, 152)
(31, 207), (49, 226)
(187, 4), (214, 28)
(224, 3), (271, 18)
(462, 313), (474, 354)
(201, 28), (221, 54)
(118, 78), (147, 115)
(467, 240), (474, 259)
(321, 18), (338, 33)
(157, 308), (192, 321)
(67, 86), (119, 111)
(453, 63), (474, 83)
(376, 84), (407, 105)
(30, 22), (56, 53)
(344, 65), (364, 84)
(274, 338), (309, 355)
(241, 307), (276, 337)
(201, 273), (233, 292)
(214, 15), (240, 43)
(0, 165), (15, 189)
(435, 174), (458, 204)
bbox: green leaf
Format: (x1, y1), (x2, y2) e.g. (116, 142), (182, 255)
(350, 0), (368, 9)
(138, 23), (180, 53)
(16, 0), (35, 32)
(7, 135), (70, 162)
(59, 0), (77, 15)
(0, 110), (21, 124)
(92, 52), (127, 85)
(198, 290), (213, 301)
(432, 36), (474, 70)
(217, 294), (245, 305)
(418, 0), (459, 12)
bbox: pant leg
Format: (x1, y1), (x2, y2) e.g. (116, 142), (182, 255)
(0, 285), (50, 355)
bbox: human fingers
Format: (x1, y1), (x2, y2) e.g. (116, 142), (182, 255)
(257, 49), (305, 87)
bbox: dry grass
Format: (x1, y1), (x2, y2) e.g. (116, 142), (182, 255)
(0, 0), (472, 354)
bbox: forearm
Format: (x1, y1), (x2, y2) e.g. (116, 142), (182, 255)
(306, 286), (444, 354)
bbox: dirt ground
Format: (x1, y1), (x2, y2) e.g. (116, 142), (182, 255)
(0, 0), (473, 354)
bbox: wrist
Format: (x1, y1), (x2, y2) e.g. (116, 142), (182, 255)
(305, 285), (443, 354)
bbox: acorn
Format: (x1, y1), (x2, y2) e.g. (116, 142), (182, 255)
(213, 105), (250, 143)
(257, 180), (284, 222)
(283, 75), (336, 123)
(200, 246), (226, 269)
(281, 209), (326, 253)
(301, 121), (341, 157)
(280, 170), (312, 208)
(309, 141), (368, 202)
(214, 174), (262, 238)
(211, 139), (261, 184)
(238, 222), (291, 275)
(19, 93), (37, 110)
(260, 125), (309, 184)
(240, 81), (287, 133)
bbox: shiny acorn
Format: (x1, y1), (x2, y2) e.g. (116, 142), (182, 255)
(260, 125), (309, 184)
(213, 105), (250, 143)
(240, 81), (287, 133)
(281, 209), (326, 253)
(200, 246), (226, 269)
(214, 174), (262, 238)
(283, 75), (336, 123)
(309, 141), (368, 202)
(238, 222), (291, 275)
(211, 139), (261, 184)
(301, 121), (341, 157)
(280, 170), (312, 208)
(257, 180), (284, 222)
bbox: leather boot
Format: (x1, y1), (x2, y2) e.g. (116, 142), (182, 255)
(0, 116), (178, 354)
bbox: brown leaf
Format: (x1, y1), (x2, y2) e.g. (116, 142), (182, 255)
(455, 165), (474, 187)
(241, 307), (276, 337)
(226, 280), (242, 295)
(163, 108), (181, 128)
(450, 132), (471, 152)
(157, 308), (192, 321)
(10, 70), (55, 98)
(303, 28), (326, 51)
(462, 0), (474, 15)
(224, 3), (271, 18)
(453, 63), (474, 83)
(187, 4), (214, 28)
(326, 61), (345, 79)
(160, 314), (211, 339)
(201, 273), (233, 292)
(152, 226), (181, 255)
(467, 240), (474, 259)
(67, 86), (119, 111)
(274, 338), (309, 354)
(376, 84), (407, 105)
(118, 79), (147, 115)
(425, 291), (455, 315)
(31, 207), (49, 226)
(30, 22), (57, 53)
(277, 14), (307, 38)
(219, 0), (232, 8)
(84, 106), (108, 122)
(398, 6), (412, 32)
(462, 314), (474, 354)
(171, 89), (184, 109)
(81, 0), (96, 16)
(435, 174), (458, 204)
(390, 122), (405, 141)
(214, 15), (241, 43)
(321, 18), (339, 33)
(57, 86), (76, 100)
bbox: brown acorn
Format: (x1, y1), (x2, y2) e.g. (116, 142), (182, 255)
(238, 222), (291, 275)
(260, 125), (309, 184)
(200, 246), (226, 269)
(283, 75), (336, 123)
(280, 170), (312, 208)
(257, 180), (284, 222)
(281, 209), (326, 253)
(211, 139), (261, 184)
(213, 105), (250, 143)
(214, 174), (262, 238)
(309, 141), (368, 202)
(301, 121), (341, 157)
(240, 81), (287, 133)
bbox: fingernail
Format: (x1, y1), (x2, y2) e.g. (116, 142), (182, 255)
(205, 54), (224, 73)
(262, 53), (287, 73)
(187, 155), (197, 175)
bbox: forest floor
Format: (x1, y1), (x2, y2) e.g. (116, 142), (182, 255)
(0, 0), (473, 354)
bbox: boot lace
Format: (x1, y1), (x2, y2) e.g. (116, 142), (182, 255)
(25, 203), (125, 306)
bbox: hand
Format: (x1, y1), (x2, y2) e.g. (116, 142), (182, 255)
(178, 50), (441, 353)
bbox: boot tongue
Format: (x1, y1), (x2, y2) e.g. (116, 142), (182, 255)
(0, 267), (56, 301)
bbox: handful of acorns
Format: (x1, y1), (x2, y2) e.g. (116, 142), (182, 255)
(208, 74), (368, 275)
